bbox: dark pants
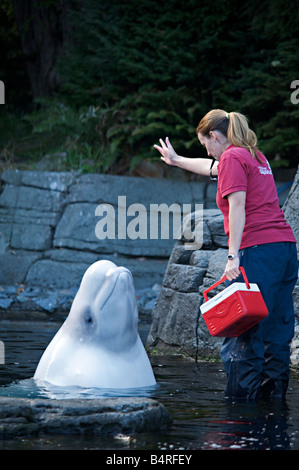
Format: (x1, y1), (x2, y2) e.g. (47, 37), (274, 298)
(221, 242), (298, 401)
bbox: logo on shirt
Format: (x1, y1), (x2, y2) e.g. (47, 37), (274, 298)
(258, 161), (272, 175)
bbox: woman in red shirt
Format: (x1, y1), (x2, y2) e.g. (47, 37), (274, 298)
(155, 109), (298, 401)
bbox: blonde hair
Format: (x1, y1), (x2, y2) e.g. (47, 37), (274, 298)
(196, 109), (263, 163)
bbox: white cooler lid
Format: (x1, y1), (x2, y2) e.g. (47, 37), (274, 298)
(200, 282), (260, 314)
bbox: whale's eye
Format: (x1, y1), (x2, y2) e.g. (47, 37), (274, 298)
(84, 314), (93, 325)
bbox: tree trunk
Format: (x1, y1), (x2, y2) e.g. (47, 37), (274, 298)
(12, 0), (72, 99)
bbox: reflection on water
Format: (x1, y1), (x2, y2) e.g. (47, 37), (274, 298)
(0, 320), (299, 450)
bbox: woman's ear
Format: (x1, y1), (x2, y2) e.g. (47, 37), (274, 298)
(209, 130), (216, 141)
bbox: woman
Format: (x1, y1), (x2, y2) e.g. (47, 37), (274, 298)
(154, 109), (298, 401)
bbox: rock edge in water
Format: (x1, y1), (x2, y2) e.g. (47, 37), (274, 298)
(0, 396), (172, 439)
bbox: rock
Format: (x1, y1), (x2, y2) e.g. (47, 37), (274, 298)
(292, 283), (299, 325)
(66, 172), (203, 207)
(163, 264), (206, 293)
(11, 223), (53, 251)
(283, 165), (299, 253)
(54, 202), (101, 252)
(20, 170), (75, 192)
(0, 169), (211, 290)
(206, 211), (228, 248)
(147, 287), (201, 356)
(1, 169), (75, 192)
(136, 284), (161, 317)
(0, 252), (41, 285)
(24, 254), (167, 292)
(147, 212), (228, 359)
(198, 248), (227, 294)
(0, 173), (66, 257)
(25, 259), (90, 290)
(31, 292), (60, 314)
(0, 397), (171, 438)
(178, 209), (227, 250)
(291, 326), (299, 366)
(0, 281), (161, 321)
(147, 244), (226, 359)
(283, 166), (299, 361)
(0, 298), (13, 309)
(0, 185), (64, 213)
(54, 200), (178, 257)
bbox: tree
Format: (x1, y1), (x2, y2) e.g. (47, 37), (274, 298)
(4, 0), (299, 171)
(12, 0), (72, 98)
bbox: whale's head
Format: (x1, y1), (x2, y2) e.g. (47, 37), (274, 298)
(34, 259), (156, 388)
(64, 260), (139, 352)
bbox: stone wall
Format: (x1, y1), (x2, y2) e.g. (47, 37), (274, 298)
(0, 169), (214, 318)
(146, 211), (228, 359)
(0, 166), (297, 361)
(147, 166), (299, 362)
(283, 167), (299, 254)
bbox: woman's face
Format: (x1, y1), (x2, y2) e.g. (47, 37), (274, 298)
(198, 131), (228, 160)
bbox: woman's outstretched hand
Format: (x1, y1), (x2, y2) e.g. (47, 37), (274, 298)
(154, 137), (179, 166)
(154, 137), (214, 177)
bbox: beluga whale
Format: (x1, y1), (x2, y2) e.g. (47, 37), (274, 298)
(34, 260), (156, 389)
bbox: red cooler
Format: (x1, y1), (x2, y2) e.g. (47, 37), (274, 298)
(200, 267), (268, 337)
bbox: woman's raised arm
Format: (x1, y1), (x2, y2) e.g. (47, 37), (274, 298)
(154, 137), (218, 177)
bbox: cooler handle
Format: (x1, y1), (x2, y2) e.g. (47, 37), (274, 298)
(202, 267), (250, 302)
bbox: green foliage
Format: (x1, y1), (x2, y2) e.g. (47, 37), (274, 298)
(0, 0), (32, 106)
(2, 0), (299, 172)
(220, 0), (299, 164)
(54, 0), (213, 170)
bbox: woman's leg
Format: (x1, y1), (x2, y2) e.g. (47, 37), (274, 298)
(221, 242), (298, 401)
(221, 325), (265, 400)
(259, 242), (298, 399)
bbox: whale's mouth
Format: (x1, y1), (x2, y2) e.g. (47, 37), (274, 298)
(99, 266), (133, 310)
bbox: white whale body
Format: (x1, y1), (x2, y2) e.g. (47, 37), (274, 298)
(34, 260), (156, 388)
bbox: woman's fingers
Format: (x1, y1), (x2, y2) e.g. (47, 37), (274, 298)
(154, 138), (168, 159)
(165, 136), (173, 149)
(224, 258), (240, 281)
(154, 138), (170, 151)
(153, 143), (163, 154)
(154, 137), (176, 166)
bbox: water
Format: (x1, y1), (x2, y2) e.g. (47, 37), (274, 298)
(1, 319), (299, 450)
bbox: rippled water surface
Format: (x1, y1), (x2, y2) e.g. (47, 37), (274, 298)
(1, 320), (299, 450)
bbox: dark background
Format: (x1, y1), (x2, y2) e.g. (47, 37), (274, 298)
(1, 0), (298, 175)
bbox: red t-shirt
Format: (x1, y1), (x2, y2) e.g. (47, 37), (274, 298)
(216, 145), (296, 250)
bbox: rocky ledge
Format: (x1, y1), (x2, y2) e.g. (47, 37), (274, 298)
(0, 283), (162, 322)
(0, 396), (171, 439)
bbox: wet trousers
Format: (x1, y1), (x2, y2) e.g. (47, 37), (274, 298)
(221, 242), (298, 401)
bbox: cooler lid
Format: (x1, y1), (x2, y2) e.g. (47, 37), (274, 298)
(200, 282), (260, 314)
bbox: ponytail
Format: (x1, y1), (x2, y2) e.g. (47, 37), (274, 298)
(227, 112), (259, 160)
(196, 109), (264, 164)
